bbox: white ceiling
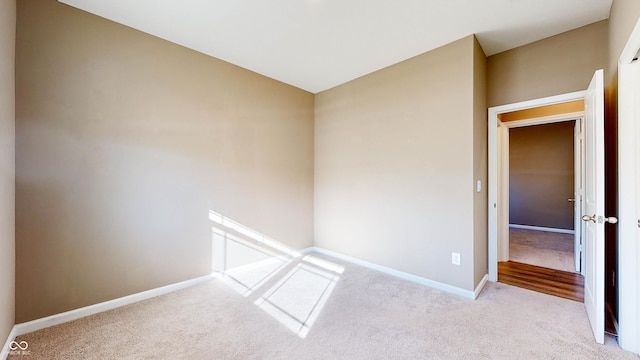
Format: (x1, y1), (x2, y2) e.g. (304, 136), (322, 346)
(58, 0), (612, 94)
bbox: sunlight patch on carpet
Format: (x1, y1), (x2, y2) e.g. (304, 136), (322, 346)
(222, 257), (291, 297)
(208, 209), (344, 337)
(255, 257), (343, 338)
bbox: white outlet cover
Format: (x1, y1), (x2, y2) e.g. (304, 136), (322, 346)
(452, 252), (461, 266)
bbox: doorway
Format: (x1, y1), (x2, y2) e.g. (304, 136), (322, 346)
(492, 106), (585, 303)
(489, 70), (608, 344)
(489, 97), (586, 278)
(507, 120), (580, 273)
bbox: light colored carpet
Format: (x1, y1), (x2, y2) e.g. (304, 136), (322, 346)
(509, 228), (576, 272)
(9, 252), (637, 360)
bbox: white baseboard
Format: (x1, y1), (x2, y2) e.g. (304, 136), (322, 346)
(311, 247), (480, 299)
(509, 224), (575, 235)
(299, 246), (315, 255)
(474, 275), (489, 299)
(1, 326), (17, 360)
(13, 274), (215, 337)
(10, 245), (316, 340)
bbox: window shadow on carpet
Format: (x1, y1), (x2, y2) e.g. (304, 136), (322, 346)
(208, 210), (344, 338)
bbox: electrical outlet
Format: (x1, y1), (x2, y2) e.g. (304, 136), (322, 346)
(452, 252), (461, 266)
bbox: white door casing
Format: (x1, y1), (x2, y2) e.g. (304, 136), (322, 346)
(582, 69), (605, 345)
(488, 91), (586, 282)
(636, 76), (640, 354)
(637, 83), (640, 353)
(574, 120), (584, 273)
(498, 123), (509, 262)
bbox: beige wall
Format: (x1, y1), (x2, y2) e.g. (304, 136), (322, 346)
(15, 0), (314, 322)
(608, 0), (640, 86)
(0, 0), (15, 345)
(315, 36), (480, 291)
(473, 37), (488, 287)
(487, 21), (608, 107)
(509, 122), (575, 230)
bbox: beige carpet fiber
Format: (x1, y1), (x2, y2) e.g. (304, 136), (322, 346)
(9, 252), (636, 360)
(509, 228), (576, 272)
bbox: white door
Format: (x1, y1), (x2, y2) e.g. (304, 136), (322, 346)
(582, 69), (605, 344)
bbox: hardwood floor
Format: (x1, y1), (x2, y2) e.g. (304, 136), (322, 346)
(498, 261), (584, 302)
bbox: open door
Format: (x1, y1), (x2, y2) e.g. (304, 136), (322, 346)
(582, 69), (607, 344)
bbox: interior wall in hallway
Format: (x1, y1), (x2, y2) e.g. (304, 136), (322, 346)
(509, 122), (575, 230)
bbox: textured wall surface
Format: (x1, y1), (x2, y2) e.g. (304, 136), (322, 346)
(473, 37), (488, 288)
(15, 0), (314, 322)
(0, 0), (16, 346)
(509, 122), (575, 230)
(488, 21), (608, 107)
(315, 36), (480, 291)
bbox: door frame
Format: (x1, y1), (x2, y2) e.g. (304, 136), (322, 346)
(617, 16), (640, 354)
(494, 114), (584, 268)
(574, 119), (584, 273)
(488, 91), (586, 282)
